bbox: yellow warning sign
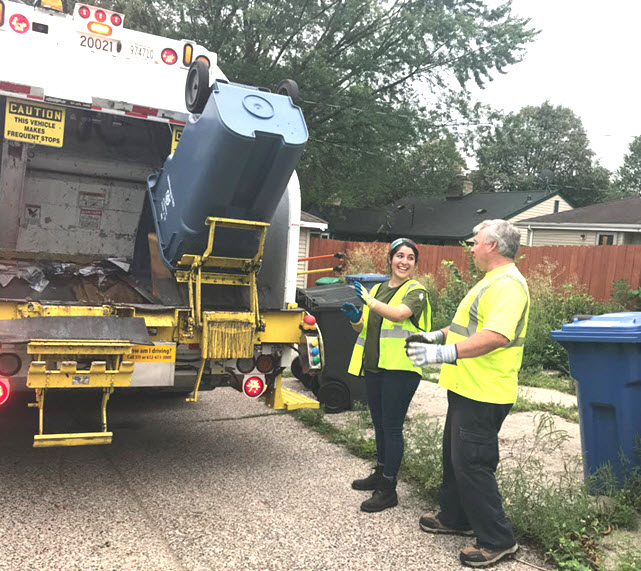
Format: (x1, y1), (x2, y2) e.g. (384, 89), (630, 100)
(171, 125), (183, 153)
(4, 98), (65, 148)
(125, 344), (176, 363)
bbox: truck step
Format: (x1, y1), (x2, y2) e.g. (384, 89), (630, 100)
(33, 432), (113, 448)
(277, 387), (320, 411)
(267, 376), (319, 411)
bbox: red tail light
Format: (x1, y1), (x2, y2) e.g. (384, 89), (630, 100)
(256, 354), (274, 373)
(0, 377), (10, 406)
(94, 9), (106, 22)
(78, 5), (90, 18)
(110, 13), (122, 26)
(161, 48), (177, 65)
(243, 375), (265, 398)
(9, 13), (29, 33)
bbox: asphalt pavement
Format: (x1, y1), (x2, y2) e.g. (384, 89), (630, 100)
(0, 387), (549, 570)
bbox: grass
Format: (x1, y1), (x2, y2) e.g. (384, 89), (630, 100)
(520, 368), (577, 395)
(616, 549), (641, 571)
(512, 395), (580, 423)
(291, 405), (641, 570)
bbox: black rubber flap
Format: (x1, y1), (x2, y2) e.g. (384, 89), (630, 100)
(0, 316), (153, 345)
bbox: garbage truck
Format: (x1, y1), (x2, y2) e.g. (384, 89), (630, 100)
(0, 0), (323, 447)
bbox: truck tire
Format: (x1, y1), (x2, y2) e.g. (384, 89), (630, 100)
(317, 378), (350, 414)
(276, 79), (301, 104)
(185, 61), (210, 114)
(291, 356), (305, 380)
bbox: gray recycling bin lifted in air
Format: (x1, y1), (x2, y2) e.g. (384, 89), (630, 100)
(147, 80), (308, 268)
(551, 313), (641, 487)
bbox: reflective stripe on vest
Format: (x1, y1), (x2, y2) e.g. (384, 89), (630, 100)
(449, 275), (528, 347)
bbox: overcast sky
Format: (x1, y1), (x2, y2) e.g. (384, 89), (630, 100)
(471, 0), (640, 173)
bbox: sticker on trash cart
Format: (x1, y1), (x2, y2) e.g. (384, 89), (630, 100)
(125, 344), (176, 362)
(72, 375), (90, 385)
(4, 98), (65, 148)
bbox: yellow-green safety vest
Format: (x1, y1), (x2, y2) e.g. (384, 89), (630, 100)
(439, 263), (530, 404)
(348, 279), (431, 376)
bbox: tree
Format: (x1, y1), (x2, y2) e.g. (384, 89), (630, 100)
(472, 102), (612, 206)
(111, 0), (536, 207)
(615, 135), (641, 196)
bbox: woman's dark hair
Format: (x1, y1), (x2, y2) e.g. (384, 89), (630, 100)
(389, 237), (419, 262)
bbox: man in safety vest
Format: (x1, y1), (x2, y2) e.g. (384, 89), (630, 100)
(405, 219), (529, 568)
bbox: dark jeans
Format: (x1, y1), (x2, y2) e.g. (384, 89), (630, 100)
(364, 369), (420, 479)
(438, 390), (515, 551)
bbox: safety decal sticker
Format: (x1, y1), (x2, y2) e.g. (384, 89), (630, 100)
(171, 125), (183, 153)
(4, 98), (66, 148)
(125, 344), (176, 363)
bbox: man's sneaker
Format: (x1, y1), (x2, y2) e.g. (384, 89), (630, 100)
(419, 513), (474, 536)
(352, 465), (384, 491)
(459, 543), (519, 568)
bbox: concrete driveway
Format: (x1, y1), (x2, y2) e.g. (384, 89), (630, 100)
(0, 387), (548, 570)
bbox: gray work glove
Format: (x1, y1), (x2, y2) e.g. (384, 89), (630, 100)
(404, 330), (445, 348)
(406, 342), (458, 366)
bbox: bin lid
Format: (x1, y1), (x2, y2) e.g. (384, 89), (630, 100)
(344, 274), (389, 285)
(551, 312), (641, 343)
(296, 284), (362, 311)
(315, 277), (343, 286)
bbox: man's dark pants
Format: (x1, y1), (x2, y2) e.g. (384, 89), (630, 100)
(438, 390), (515, 550)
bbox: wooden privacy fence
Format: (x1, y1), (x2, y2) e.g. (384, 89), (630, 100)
(306, 238), (641, 301)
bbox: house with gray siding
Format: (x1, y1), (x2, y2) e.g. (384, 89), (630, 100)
(516, 196), (641, 246)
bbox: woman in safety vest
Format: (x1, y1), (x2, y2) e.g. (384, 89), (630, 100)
(340, 237), (430, 512)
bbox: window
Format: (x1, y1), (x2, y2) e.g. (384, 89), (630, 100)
(598, 234), (614, 246)
(554, 200), (560, 213)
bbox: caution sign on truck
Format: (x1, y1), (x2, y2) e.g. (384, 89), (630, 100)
(4, 98), (65, 148)
(171, 125), (183, 153)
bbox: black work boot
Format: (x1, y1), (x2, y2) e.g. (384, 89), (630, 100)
(351, 465), (384, 491)
(360, 477), (398, 512)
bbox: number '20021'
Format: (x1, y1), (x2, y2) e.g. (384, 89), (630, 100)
(80, 35), (117, 52)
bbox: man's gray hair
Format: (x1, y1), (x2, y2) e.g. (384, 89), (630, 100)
(473, 219), (521, 259)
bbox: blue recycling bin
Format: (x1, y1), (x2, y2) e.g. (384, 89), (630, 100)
(147, 80), (308, 269)
(344, 274), (389, 290)
(551, 313), (641, 487)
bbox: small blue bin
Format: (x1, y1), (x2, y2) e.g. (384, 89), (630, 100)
(551, 312), (641, 487)
(344, 274), (389, 290)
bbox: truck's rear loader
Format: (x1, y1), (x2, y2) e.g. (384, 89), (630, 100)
(0, 1), (322, 447)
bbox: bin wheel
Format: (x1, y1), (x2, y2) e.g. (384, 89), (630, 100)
(276, 79), (301, 104)
(317, 378), (350, 414)
(291, 356), (305, 380)
(185, 61), (210, 114)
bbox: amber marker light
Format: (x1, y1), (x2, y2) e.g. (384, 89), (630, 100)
(182, 43), (193, 66)
(256, 354), (274, 374)
(87, 21), (112, 35)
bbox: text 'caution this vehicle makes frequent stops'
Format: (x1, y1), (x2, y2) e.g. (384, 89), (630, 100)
(4, 98), (66, 147)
